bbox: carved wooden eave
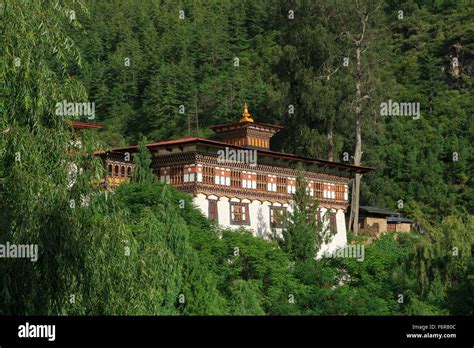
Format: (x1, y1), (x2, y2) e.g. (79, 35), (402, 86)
(103, 137), (373, 175)
(95, 137), (372, 209)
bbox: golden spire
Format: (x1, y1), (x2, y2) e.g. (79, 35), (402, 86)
(240, 102), (254, 123)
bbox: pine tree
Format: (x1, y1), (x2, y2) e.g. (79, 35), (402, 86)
(132, 137), (156, 184)
(280, 171), (333, 262)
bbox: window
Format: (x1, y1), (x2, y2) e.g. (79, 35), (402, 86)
(196, 164), (203, 182)
(241, 171), (256, 189)
(108, 164), (113, 176)
(127, 167), (132, 178)
(121, 166), (125, 177)
(184, 164), (203, 183)
(184, 166), (195, 182)
(215, 167), (230, 186)
(160, 167), (171, 184)
(307, 181), (314, 196)
(270, 207), (287, 228)
(387, 223), (396, 231)
(323, 182), (336, 199)
(267, 175), (277, 192)
(230, 203), (249, 225)
(208, 200), (218, 223)
(287, 177), (296, 194)
(115, 165), (119, 177)
(315, 182), (323, 198)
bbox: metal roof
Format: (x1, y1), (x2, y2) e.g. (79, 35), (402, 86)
(387, 216), (414, 223)
(359, 206), (400, 216)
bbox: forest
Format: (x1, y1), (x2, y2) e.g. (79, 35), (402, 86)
(1, 0), (473, 315)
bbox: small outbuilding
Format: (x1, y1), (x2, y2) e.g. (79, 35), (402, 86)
(354, 206), (413, 237)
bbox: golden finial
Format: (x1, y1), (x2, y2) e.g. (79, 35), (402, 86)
(240, 102), (254, 123)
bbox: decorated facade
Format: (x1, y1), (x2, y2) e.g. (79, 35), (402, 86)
(96, 103), (373, 254)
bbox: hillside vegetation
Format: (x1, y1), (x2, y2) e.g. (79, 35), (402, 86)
(0, 0), (472, 315)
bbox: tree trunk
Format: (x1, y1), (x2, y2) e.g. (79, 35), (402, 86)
(348, 0), (380, 233)
(195, 90), (199, 133)
(352, 173), (361, 234)
(350, 42), (364, 234)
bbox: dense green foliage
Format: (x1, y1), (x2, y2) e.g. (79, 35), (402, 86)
(1, 0), (135, 314)
(280, 172), (331, 262)
(1, 0), (472, 315)
(71, 0), (473, 220)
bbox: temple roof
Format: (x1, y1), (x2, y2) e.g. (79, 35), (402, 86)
(209, 103), (283, 150)
(99, 137), (374, 174)
(209, 121), (284, 132)
(94, 102), (374, 174)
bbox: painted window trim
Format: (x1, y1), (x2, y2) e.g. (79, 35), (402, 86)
(230, 202), (250, 226)
(208, 199), (218, 223)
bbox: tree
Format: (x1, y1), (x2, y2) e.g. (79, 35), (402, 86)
(280, 171), (334, 262)
(345, 0), (385, 234)
(114, 181), (227, 315)
(228, 279), (266, 315)
(0, 0), (135, 314)
(132, 136), (156, 184)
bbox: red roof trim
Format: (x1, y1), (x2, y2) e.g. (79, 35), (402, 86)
(108, 138), (198, 153)
(67, 121), (104, 129)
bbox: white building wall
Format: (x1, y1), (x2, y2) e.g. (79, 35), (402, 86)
(193, 193), (208, 215)
(192, 194), (348, 255)
(316, 208), (347, 258)
(249, 199), (270, 238)
(218, 196), (231, 227)
(335, 209), (348, 249)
